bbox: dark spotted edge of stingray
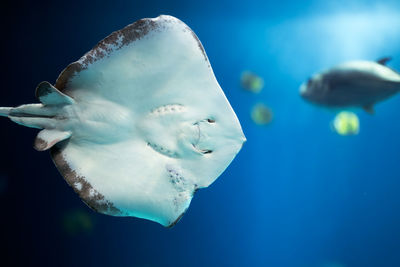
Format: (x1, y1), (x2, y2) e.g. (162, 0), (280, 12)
(54, 15), (208, 93)
(50, 140), (195, 227)
(167, 187), (199, 228)
(34, 137), (47, 151)
(167, 211), (186, 228)
(50, 140), (121, 216)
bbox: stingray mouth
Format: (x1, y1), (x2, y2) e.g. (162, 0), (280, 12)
(145, 117), (215, 158)
(192, 118), (215, 154)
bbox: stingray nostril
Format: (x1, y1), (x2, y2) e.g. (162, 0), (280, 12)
(202, 149), (213, 154)
(207, 118), (215, 123)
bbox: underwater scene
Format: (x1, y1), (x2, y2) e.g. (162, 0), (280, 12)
(1, 0), (400, 266)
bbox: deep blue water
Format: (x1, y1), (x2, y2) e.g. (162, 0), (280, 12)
(1, 0), (400, 266)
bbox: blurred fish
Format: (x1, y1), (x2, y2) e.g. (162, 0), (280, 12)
(331, 111), (359, 136)
(300, 57), (400, 114)
(251, 103), (273, 125)
(240, 71), (264, 93)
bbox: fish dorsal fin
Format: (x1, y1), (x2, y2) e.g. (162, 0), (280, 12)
(363, 104), (375, 115)
(377, 57), (392, 66)
(34, 129), (71, 151)
(35, 81), (75, 105)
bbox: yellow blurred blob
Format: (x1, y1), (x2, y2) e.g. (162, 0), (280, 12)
(332, 111), (359, 135)
(251, 103), (273, 125)
(240, 71), (264, 93)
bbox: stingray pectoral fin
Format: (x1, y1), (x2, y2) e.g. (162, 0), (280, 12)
(51, 141), (195, 227)
(363, 104), (375, 114)
(35, 81), (75, 105)
(34, 129), (71, 151)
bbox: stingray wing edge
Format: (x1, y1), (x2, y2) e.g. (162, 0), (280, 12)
(54, 15), (207, 94)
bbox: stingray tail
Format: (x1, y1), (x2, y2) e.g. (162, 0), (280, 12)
(0, 82), (75, 129)
(0, 104), (59, 129)
(0, 107), (12, 117)
(0, 103), (71, 150)
(0, 81), (75, 150)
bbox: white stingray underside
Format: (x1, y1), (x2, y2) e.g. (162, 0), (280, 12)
(50, 15), (245, 226)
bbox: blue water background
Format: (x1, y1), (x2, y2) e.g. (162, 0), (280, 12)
(0, 0), (399, 266)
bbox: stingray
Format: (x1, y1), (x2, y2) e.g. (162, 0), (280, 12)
(0, 15), (245, 227)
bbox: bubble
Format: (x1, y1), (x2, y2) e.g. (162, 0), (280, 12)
(332, 111), (359, 136)
(251, 103), (273, 125)
(240, 71), (264, 93)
